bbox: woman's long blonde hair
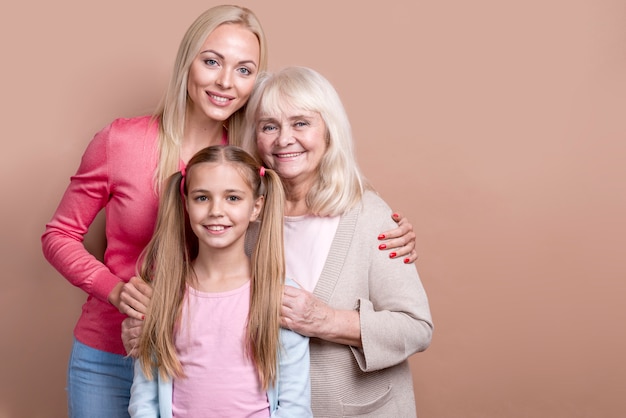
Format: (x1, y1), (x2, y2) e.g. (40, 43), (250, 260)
(153, 5), (268, 190)
(137, 145), (286, 391)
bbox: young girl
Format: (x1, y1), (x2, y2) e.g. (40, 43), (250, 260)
(128, 145), (311, 417)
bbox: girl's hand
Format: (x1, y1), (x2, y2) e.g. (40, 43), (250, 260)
(119, 276), (153, 320)
(378, 212), (418, 264)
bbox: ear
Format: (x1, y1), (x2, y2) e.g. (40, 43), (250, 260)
(250, 195), (264, 222)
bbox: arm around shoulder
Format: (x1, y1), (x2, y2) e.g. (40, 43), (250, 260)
(352, 193), (434, 371)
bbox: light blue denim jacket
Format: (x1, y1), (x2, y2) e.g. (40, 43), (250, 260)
(128, 280), (312, 417)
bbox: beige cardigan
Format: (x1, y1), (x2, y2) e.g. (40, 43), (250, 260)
(309, 191), (433, 417)
(246, 190), (433, 416)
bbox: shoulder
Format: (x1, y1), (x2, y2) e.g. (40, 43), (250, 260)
(353, 190), (394, 226)
(105, 115), (159, 141)
(89, 116), (159, 161)
(361, 190), (392, 211)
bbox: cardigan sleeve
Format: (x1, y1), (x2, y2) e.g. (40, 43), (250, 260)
(41, 123), (121, 303)
(350, 193), (434, 372)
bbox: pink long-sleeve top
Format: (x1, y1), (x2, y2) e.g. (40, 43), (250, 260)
(42, 116), (160, 355)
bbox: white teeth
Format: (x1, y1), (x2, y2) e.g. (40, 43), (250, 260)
(279, 152), (302, 158)
(209, 94), (229, 103)
(207, 225), (226, 231)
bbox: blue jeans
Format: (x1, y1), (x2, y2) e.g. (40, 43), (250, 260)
(67, 338), (134, 418)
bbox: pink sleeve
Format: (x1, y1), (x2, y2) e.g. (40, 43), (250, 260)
(41, 124), (121, 302)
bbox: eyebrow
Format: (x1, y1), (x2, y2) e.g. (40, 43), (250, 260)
(189, 188), (246, 194)
(199, 49), (258, 68)
(258, 114), (315, 123)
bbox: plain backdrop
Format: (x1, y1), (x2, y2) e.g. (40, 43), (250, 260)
(1, 1), (625, 417)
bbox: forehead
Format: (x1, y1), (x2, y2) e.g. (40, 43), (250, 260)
(188, 162), (251, 189)
(258, 101), (320, 121)
(199, 23), (260, 59)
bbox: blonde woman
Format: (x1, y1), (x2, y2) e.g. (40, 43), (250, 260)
(41, 6), (267, 417)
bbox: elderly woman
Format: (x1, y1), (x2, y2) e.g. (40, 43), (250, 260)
(242, 66), (433, 417)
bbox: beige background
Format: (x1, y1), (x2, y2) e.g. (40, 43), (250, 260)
(2, 0), (625, 417)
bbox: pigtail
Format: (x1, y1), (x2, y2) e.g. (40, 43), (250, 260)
(137, 170), (191, 380)
(248, 166), (286, 390)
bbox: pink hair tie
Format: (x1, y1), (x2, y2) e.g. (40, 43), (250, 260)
(179, 166), (186, 197)
(259, 166), (265, 177)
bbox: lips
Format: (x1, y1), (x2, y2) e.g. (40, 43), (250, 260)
(204, 225), (231, 233)
(274, 152), (303, 158)
(207, 92), (234, 106)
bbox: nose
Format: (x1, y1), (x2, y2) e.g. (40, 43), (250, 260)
(276, 127), (295, 147)
(208, 199), (223, 217)
(216, 69), (233, 89)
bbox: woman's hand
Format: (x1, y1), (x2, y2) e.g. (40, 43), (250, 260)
(281, 285), (361, 347)
(378, 212), (418, 264)
(118, 276), (153, 320)
(122, 317), (143, 357)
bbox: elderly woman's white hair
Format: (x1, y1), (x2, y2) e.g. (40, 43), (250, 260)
(243, 66), (369, 216)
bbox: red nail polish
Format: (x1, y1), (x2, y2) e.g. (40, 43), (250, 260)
(393, 213), (399, 218)
(378, 234), (385, 240)
(404, 258), (410, 264)
(389, 252), (397, 258)
(379, 244), (386, 250)
(141, 315), (145, 321)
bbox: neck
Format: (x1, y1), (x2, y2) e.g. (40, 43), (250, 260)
(191, 245), (250, 292)
(283, 180), (313, 216)
(181, 116), (224, 164)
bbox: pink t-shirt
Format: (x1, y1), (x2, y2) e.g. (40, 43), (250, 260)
(172, 281), (269, 417)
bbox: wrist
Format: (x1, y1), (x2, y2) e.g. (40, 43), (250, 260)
(108, 282), (124, 309)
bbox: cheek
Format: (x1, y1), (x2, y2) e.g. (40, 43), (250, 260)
(255, 137), (274, 162)
(238, 78), (256, 99)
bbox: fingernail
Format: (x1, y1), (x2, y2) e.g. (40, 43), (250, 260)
(404, 258), (410, 264)
(378, 234), (385, 240)
(379, 244), (387, 250)
(392, 213), (399, 218)
(389, 252), (397, 258)
(141, 315), (145, 321)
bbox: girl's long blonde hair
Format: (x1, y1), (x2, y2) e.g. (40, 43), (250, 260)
(153, 5), (268, 191)
(137, 145), (286, 391)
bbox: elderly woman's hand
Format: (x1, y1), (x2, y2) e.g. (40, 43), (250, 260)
(378, 212), (418, 264)
(281, 284), (362, 347)
(122, 317), (143, 357)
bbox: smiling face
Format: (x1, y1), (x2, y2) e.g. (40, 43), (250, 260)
(255, 105), (328, 193)
(186, 23), (260, 124)
(185, 161), (263, 253)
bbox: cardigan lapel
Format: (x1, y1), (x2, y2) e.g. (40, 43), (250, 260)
(312, 202), (361, 303)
